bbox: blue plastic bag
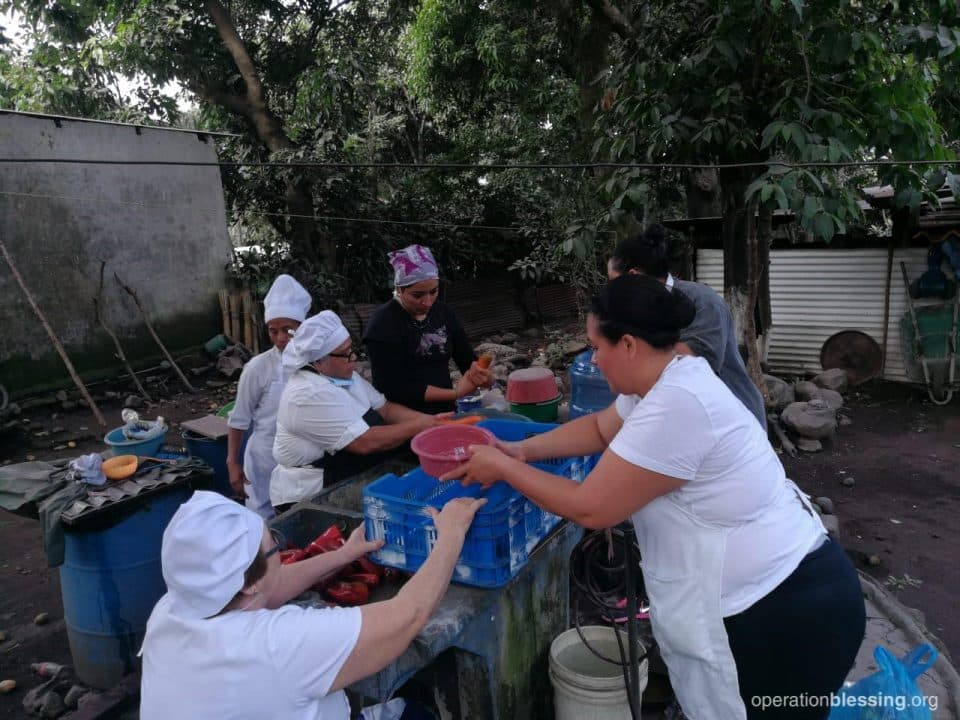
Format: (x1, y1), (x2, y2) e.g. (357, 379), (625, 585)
(829, 644), (938, 719)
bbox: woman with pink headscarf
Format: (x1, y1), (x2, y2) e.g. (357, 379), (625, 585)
(363, 245), (491, 414)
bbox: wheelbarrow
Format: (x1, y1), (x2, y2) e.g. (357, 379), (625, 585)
(899, 262), (959, 405)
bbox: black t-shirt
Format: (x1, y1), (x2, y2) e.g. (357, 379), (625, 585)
(362, 298), (475, 414)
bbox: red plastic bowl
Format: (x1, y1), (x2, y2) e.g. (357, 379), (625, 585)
(506, 367), (560, 403)
(411, 425), (497, 478)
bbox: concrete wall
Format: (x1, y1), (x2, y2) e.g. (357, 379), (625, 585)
(0, 112), (233, 396)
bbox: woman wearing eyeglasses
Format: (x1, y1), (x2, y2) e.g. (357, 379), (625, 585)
(362, 244), (491, 414)
(270, 311), (443, 512)
(140, 490), (485, 720)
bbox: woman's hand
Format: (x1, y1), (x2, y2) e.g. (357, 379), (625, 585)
(440, 445), (513, 489)
(495, 440), (526, 463)
(465, 362), (493, 389)
(226, 459), (249, 500)
(427, 497), (488, 540)
(455, 373), (479, 398)
(340, 524), (385, 564)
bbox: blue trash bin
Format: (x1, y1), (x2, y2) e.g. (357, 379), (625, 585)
(181, 430), (233, 497)
(59, 487), (193, 689)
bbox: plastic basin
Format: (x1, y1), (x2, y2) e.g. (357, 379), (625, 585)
(510, 395), (561, 422)
(411, 425), (496, 478)
(506, 368), (559, 404)
(103, 426), (167, 458)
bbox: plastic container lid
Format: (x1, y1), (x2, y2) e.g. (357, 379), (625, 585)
(411, 425), (496, 478)
(506, 367), (560, 404)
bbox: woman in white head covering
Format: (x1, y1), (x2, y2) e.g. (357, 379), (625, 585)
(362, 245), (492, 415)
(270, 310), (444, 511)
(140, 490), (486, 720)
(227, 274), (312, 519)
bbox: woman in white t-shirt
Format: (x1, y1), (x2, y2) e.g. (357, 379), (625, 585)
(443, 274), (865, 720)
(140, 491), (484, 720)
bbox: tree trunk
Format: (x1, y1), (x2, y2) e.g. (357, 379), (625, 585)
(719, 168), (768, 400)
(203, 0), (335, 271)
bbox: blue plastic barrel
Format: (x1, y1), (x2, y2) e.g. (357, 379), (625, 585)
(181, 430), (233, 497)
(568, 350), (617, 419)
(59, 487), (192, 689)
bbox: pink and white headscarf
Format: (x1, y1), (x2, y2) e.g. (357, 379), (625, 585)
(389, 244), (439, 287)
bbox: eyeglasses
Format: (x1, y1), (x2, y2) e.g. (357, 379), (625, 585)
(327, 349), (358, 360)
(263, 527), (286, 561)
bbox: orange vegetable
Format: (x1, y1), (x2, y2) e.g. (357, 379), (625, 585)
(477, 353), (493, 369)
(440, 415), (484, 425)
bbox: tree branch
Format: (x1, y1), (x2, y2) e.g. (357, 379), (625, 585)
(582, 0), (638, 42)
(203, 0), (268, 111)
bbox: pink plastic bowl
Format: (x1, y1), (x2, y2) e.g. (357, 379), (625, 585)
(411, 425), (497, 478)
(506, 367), (560, 404)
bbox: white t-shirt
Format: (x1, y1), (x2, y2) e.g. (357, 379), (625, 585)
(271, 370), (387, 505)
(610, 356), (825, 616)
(140, 596), (361, 720)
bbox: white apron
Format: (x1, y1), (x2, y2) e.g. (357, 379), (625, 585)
(243, 366), (283, 520)
(633, 494), (747, 719)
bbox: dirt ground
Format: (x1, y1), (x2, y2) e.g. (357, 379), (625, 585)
(1, 342), (958, 718)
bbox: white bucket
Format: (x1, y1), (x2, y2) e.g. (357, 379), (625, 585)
(549, 625), (648, 720)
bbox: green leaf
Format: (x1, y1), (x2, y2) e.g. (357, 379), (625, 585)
(761, 183), (774, 203)
(814, 214), (835, 241)
(773, 186), (789, 212)
(761, 121), (784, 149)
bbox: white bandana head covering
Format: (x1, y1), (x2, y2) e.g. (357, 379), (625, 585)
(389, 244), (439, 287)
(281, 310), (351, 378)
(263, 274), (311, 324)
(161, 491), (265, 619)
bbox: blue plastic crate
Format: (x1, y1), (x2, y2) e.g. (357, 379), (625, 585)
(363, 419), (592, 588)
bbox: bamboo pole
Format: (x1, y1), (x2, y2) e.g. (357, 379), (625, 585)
(242, 289), (254, 348)
(229, 291), (241, 343)
(219, 289), (231, 339)
(114, 273), (198, 394)
(0, 237), (107, 427)
(93, 261), (152, 402)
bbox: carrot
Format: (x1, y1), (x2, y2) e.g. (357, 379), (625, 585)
(440, 415), (483, 425)
(477, 353), (493, 369)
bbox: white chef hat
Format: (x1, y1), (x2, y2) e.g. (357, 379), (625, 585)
(161, 491), (265, 619)
(263, 274), (312, 324)
(281, 310), (351, 377)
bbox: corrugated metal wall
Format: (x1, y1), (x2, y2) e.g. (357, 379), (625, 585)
(696, 247), (940, 382)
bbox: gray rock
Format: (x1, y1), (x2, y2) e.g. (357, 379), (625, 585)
(780, 401), (838, 439)
(40, 691), (65, 718)
(841, 476), (856, 488)
(814, 496), (835, 515)
(54, 390), (68, 403)
(523, 327), (541, 338)
(60, 401), (77, 411)
(500, 332), (520, 343)
(818, 388), (844, 411)
(868, 555), (882, 567)
(797, 437), (823, 453)
(793, 381), (820, 402)
(63, 685), (86, 709)
(821, 514), (840, 539)
(813, 368), (849, 393)
(76, 691), (102, 711)
(763, 375), (794, 411)
(124, 395), (143, 409)
(563, 341), (588, 357)
(104, 391), (120, 400)
(507, 353), (531, 368)
(33, 613), (49, 626)
(839, 415), (852, 427)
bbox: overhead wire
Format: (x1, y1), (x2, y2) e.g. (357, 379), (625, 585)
(0, 157), (957, 170)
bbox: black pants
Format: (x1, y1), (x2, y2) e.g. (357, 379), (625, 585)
(723, 538), (866, 719)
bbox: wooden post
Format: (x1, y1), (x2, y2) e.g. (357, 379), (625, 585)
(242, 290), (254, 348)
(0, 237), (107, 427)
(114, 273), (198, 394)
(229, 291), (241, 344)
(93, 261), (152, 401)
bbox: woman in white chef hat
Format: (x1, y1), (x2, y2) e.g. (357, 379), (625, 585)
(139, 490), (485, 720)
(227, 274), (312, 519)
(271, 310), (443, 512)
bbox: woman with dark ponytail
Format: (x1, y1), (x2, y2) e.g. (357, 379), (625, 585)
(444, 275), (865, 720)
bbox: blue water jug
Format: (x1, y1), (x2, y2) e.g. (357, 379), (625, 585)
(568, 350), (616, 419)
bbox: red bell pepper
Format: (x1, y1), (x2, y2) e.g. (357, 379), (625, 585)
(305, 524), (345, 556)
(353, 555), (383, 578)
(345, 572), (380, 588)
(279, 549), (308, 565)
(325, 580), (370, 606)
